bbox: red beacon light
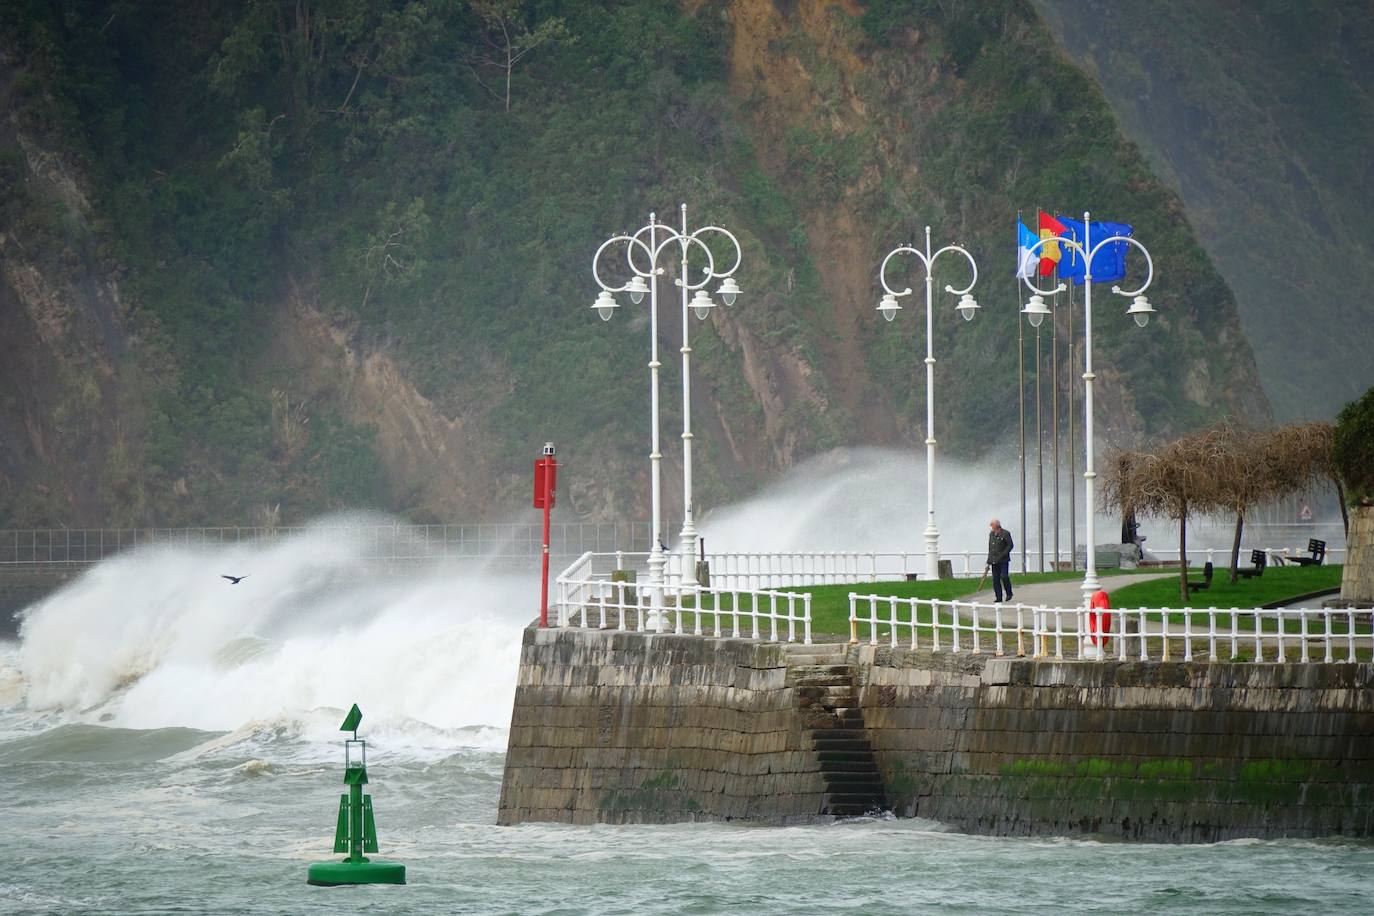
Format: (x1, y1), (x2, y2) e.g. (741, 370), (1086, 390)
(534, 443), (558, 626)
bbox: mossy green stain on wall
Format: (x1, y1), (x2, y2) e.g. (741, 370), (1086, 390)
(597, 770), (703, 815)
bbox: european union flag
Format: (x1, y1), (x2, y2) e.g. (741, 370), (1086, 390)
(1059, 217), (1132, 285)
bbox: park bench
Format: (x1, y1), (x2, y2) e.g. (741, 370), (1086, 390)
(1237, 549), (1267, 580)
(1187, 561), (1214, 594)
(1288, 538), (1327, 567)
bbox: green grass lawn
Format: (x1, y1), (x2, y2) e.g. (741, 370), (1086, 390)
(793, 570), (1134, 639)
(1110, 564), (1342, 611)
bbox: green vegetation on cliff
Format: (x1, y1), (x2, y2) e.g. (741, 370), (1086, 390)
(0, 0), (1268, 526)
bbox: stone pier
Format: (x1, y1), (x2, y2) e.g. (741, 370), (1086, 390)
(498, 625), (1374, 841)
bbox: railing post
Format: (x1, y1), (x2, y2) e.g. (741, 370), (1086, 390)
(849, 593), (858, 645)
(868, 595), (879, 647)
(1299, 610), (1309, 664)
(1015, 603), (1026, 658)
(732, 590), (741, 639)
(1207, 608), (1217, 662)
(803, 593), (812, 646)
(888, 596), (898, 649)
(1116, 605), (1127, 661)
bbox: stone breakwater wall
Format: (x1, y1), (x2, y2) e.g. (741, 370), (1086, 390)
(498, 626), (1374, 840)
(859, 647), (1374, 842)
(497, 626), (826, 825)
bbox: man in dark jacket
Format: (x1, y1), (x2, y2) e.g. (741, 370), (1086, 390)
(987, 519), (1014, 603)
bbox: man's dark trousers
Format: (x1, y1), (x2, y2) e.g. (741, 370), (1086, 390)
(991, 561), (1013, 602)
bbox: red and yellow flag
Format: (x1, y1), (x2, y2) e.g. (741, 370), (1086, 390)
(1038, 211), (1067, 276)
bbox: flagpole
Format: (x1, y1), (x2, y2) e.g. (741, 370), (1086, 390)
(1017, 211), (1027, 576)
(1052, 212), (1061, 574)
(1035, 305), (1044, 574)
(1068, 270), (1077, 570)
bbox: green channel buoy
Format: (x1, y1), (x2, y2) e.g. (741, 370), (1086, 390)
(306, 704), (407, 887)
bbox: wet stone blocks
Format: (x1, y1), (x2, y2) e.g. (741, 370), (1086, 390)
(496, 626), (827, 826)
(497, 627), (1374, 841)
(861, 649), (1374, 842)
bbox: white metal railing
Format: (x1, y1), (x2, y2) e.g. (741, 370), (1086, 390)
(848, 593), (1373, 664)
(554, 575), (812, 644)
(566, 543), (1346, 591)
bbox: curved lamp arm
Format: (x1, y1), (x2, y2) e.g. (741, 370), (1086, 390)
(1092, 235), (1155, 298)
(672, 233), (719, 291)
(1018, 235), (1080, 298)
(929, 244), (978, 296)
(878, 246), (931, 298)
(689, 225), (743, 280)
(593, 233), (657, 293)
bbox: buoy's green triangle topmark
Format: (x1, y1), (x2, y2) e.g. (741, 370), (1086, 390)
(341, 704), (362, 734)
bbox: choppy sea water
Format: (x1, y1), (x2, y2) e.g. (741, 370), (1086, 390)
(4, 524), (1372, 915)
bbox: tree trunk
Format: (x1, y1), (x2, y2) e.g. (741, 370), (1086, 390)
(1178, 504), (1190, 605)
(1337, 478), (1350, 538)
(1229, 509), (1244, 584)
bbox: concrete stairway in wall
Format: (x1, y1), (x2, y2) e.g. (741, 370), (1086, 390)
(786, 644), (888, 818)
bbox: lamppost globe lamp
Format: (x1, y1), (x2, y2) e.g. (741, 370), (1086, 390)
(955, 293), (980, 322)
(876, 226), (979, 582)
(1126, 294), (1155, 327)
(1022, 294), (1051, 328)
(716, 276), (741, 306)
(878, 293), (902, 322)
(591, 204), (745, 601)
(1019, 211), (1157, 616)
(593, 290), (619, 321)
(690, 288), (716, 321)
(625, 274), (650, 305)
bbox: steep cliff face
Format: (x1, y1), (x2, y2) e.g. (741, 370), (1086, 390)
(0, 1), (1272, 527)
(0, 54), (126, 524)
(716, 0), (1268, 456)
(1036, 0), (1374, 421)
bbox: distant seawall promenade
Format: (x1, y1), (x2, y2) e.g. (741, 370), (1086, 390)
(498, 625), (1374, 841)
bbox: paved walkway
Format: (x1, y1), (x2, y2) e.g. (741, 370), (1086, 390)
(966, 571), (1175, 609)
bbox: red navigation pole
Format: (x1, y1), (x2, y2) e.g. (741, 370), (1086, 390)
(533, 442), (558, 626)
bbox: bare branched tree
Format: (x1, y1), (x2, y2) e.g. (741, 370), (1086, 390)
(1104, 426), (1232, 603)
(465, 0), (573, 112)
(1105, 420), (1343, 600)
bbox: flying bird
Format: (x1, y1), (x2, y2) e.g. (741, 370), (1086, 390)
(221, 574), (249, 584)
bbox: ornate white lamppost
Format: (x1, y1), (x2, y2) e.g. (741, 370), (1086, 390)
(878, 226), (980, 581)
(1020, 211), (1156, 604)
(591, 206), (741, 605)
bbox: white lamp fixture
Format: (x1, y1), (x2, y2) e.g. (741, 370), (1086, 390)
(878, 293), (902, 322)
(625, 274), (649, 305)
(690, 289), (716, 321)
(1126, 294), (1155, 327)
(955, 293), (980, 322)
(716, 276), (741, 306)
(593, 290), (619, 321)
(1022, 294), (1051, 328)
